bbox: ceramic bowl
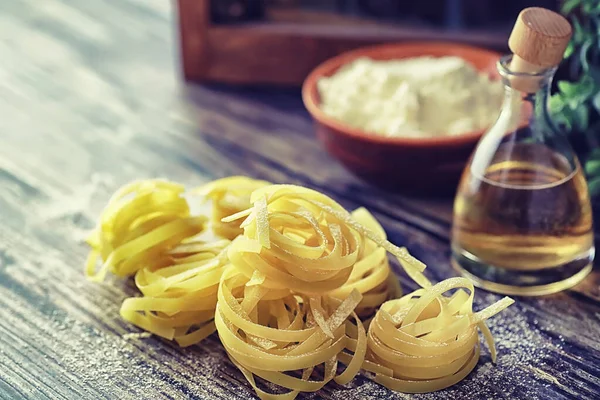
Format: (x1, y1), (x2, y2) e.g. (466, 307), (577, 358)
(302, 42), (503, 194)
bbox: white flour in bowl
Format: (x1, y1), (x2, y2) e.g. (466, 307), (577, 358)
(317, 56), (504, 138)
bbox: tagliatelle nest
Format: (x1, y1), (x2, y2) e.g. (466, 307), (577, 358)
(120, 238), (231, 347)
(363, 277), (513, 393)
(223, 185), (427, 294)
(85, 180), (206, 282)
(216, 267), (366, 400)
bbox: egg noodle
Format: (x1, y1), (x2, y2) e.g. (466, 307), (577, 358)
(216, 267), (366, 400)
(85, 177), (514, 398)
(329, 207), (401, 318)
(362, 277), (514, 393)
(195, 176), (271, 240)
(85, 180), (207, 282)
(120, 238), (230, 347)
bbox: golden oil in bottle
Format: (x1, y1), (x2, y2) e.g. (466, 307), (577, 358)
(452, 143), (594, 296)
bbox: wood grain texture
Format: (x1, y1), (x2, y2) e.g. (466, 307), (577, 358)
(0, 1), (598, 400)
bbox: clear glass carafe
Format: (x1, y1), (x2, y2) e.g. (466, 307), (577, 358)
(451, 55), (595, 296)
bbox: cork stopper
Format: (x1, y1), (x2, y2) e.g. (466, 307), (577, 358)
(506, 7), (572, 91)
(509, 7), (572, 72)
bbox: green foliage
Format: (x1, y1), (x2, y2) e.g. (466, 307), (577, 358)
(551, 0), (600, 197)
(586, 149), (600, 197)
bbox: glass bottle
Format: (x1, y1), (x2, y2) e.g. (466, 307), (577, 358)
(451, 8), (595, 296)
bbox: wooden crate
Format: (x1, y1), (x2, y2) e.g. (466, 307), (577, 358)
(176, 0), (515, 86)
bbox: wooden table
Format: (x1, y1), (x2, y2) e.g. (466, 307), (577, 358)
(0, 1), (598, 399)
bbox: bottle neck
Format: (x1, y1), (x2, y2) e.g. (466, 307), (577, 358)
(470, 56), (565, 177)
(502, 75), (553, 117)
(497, 55), (557, 131)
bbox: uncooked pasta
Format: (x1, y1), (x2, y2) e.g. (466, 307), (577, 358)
(120, 238), (230, 347)
(219, 184), (441, 398)
(195, 176), (270, 240)
(215, 267), (367, 400)
(223, 185), (426, 293)
(362, 277), (514, 393)
(328, 207), (401, 318)
(85, 180), (206, 282)
(84, 178), (515, 399)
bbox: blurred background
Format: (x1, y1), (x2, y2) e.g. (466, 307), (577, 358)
(189, 0), (565, 85)
(210, 0), (559, 35)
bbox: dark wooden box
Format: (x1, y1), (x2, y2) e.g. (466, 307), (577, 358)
(176, 0), (558, 86)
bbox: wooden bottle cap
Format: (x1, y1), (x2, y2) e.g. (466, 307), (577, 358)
(508, 7), (572, 71)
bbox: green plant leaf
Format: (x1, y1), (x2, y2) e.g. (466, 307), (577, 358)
(564, 42), (575, 59)
(580, 39), (593, 71)
(572, 16), (584, 44)
(574, 106), (590, 131)
(587, 176), (600, 197)
(585, 159), (600, 176)
(549, 94), (565, 115)
(559, 76), (596, 108)
(558, 81), (580, 97)
(562, 0), (581, 14)
(556, 106), (575, 131)
(581, 0), (599, 15)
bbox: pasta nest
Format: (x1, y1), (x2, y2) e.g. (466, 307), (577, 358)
(225, 184), (425, 294)
(215, 267), (367, 400)
(120, 238), (231, 347)
(363, 277), (514, 393)
(85, 180), (206, 281)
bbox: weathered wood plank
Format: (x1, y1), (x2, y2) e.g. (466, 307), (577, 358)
(0, 1), (599, 400)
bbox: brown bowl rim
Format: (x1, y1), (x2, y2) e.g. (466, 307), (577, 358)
(302, 41), (503, 148)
